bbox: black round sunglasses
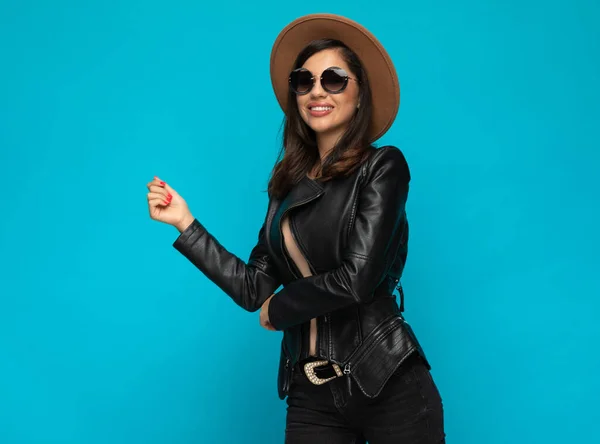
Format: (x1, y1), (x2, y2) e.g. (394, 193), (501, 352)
(289, 66), (360, 95)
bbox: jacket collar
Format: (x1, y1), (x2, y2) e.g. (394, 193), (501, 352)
(280, 175), (325, 214)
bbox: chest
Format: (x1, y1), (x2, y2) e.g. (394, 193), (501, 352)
(267, 173), (363, 279)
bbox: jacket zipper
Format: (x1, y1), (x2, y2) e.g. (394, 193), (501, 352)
(339, 316), (404, 394)
(345, 162), (368, 246)
(288, 216), (324, 358)
(278, 190), (324, 357)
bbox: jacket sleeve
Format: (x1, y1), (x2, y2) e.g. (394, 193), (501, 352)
(172, 216), (281, 312)
(268, 146), (410, 331)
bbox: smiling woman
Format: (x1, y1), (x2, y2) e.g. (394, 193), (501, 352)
(268, 38), (374, 197)
(146, 13), (445, 444)
(294, 49), (361, 143)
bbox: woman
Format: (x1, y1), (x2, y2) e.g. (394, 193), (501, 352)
(146, 13), (445, 444)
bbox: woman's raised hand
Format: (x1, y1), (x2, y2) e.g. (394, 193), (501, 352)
(146, 176), (195, 232)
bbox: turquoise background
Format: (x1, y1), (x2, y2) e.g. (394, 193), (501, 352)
(1, 0), (599, 442)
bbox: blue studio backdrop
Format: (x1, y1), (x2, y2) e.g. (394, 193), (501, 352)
(1, 1), (599, 443)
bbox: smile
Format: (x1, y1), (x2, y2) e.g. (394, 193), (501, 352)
(308, 104), (334, 117)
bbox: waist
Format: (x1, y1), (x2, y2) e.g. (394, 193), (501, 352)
(294, 351), (426, 387)
(295, 356), (344, 385)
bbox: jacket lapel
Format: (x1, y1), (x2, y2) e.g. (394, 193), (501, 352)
(280, 176), (325, 214)
(268, 176), (325, 278)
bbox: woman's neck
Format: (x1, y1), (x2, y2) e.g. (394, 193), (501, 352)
(316, 129), (344, 160)
(310, 127), (346, 178)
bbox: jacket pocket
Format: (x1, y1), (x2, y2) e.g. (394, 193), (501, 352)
(342, 315), (428, 398)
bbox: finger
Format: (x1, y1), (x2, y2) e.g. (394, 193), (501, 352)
(156, 180), (179, 197)
(151, 177), (179, 200)
(264, 322), (276, 331)
(148, 197), (170, 207)
(147, 192), (171, 204)
(260, 321), (270, 331)
(147, 177), (166, 190)
(148, 185), (171, 199)
(260, 315), (276, 331)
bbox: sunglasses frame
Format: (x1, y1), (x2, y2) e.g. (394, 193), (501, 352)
(288, 66), (360, 95)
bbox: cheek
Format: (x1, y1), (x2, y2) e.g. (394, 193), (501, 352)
(338, 98), (358, 120)
(340, 108), (355, 124)
(296, 97), (308, 120)
(337, 90), (359, 116)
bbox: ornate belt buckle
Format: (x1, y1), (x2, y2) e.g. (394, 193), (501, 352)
(303, 360), (344, 385)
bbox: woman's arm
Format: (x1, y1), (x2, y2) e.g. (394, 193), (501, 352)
(173, 218), (281, 312)
(266, 146), (410, 330)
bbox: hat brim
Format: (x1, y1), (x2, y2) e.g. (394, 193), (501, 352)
(270, 13), (399, 143)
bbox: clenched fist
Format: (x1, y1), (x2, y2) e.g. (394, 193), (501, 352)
(146, 176), (195, 232)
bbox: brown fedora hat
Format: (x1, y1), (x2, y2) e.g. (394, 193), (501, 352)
(270, 13), (400, 143)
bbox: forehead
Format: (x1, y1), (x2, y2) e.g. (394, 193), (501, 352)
(301, 49), (350, 73)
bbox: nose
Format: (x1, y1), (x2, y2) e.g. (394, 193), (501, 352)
(309, 77), (327, 98)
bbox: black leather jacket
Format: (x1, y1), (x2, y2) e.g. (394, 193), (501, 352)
(173, 145), (429, 399)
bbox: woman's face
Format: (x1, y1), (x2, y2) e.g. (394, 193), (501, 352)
(295, 49), (360, 140)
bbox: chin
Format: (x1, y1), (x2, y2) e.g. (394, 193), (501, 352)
(307, 119), (335, 134)
(311, 126), (334, 135)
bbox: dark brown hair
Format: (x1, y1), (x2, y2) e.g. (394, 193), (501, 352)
(267, 39), (375, 199)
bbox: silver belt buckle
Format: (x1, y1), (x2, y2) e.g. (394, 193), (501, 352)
(303, 360), (344, 385)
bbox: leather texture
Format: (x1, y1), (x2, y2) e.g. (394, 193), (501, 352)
(173, 145), (430, 399)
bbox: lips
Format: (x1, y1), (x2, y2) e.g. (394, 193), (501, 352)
(308, 102), (334, 117)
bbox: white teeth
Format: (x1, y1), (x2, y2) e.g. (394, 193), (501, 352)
(311, 106), (332, 111)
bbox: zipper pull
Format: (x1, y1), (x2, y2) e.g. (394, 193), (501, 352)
(344, 364), (352, 396)
(395, 280), (405, 312)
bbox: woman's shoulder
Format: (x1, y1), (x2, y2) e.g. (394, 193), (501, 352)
(363, 145), (410, 181)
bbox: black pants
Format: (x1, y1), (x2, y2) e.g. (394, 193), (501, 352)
(285, 352), (445, 443)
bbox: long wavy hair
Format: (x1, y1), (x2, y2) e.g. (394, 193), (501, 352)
(267, 39), (375, 199)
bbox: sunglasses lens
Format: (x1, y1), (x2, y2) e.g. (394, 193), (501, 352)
(290, 69), (313, 94)
(322, 68), (348, 93)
